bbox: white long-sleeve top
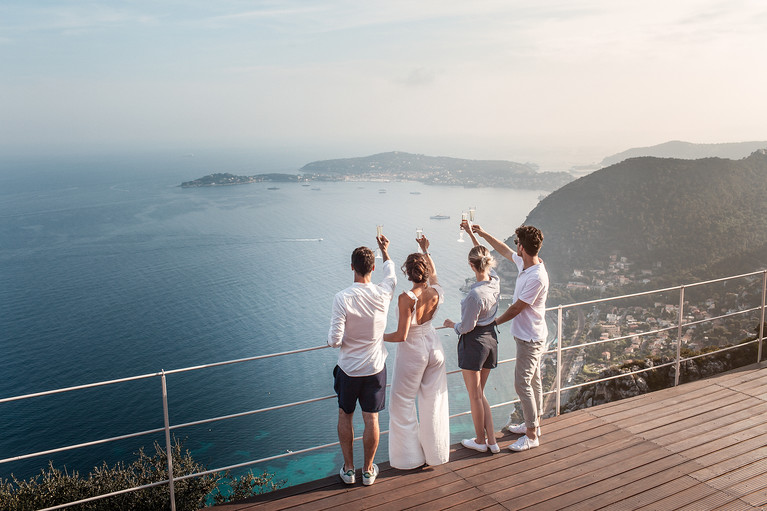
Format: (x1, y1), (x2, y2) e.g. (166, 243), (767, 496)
(328, 259), (397, 376)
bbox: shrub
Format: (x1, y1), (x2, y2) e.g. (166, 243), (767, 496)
(0, 439), (281, 510)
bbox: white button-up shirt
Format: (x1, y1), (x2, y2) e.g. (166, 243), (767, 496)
(328, 260), (397, 376)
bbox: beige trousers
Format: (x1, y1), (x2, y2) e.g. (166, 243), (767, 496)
(514, 337), (545, 429)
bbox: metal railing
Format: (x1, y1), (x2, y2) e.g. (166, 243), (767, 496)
(2, 270), (765, 510)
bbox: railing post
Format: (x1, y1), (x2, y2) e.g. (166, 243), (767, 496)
(759, 271), (766, 363)
(161, 371), (177, 511)
(556, 306), (563, 416)
(675, 286), (685, 387)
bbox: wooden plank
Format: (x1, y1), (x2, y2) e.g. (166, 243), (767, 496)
(689, 445), (767, 481)
(589, 384), (732, 421)
(658, 408), (767, 452)
(622, 396), (761, 439)
(741, 487), (767, 508)
(524, 452), (691, 510)
(557, 459), (706, 511)
(632, 483), (720, 511)
(409, 487), (496, 511)
(443, 495), (503, 511)
(365, 478), (474, 511)
(674, 495), (758, 511)
(615, 390), (753, 433)
(470, 431), (642, 494)
(703, 461), (767, 496)
(493, 440), (668, 508)
(459, 424), (629, 485)
(595, 475), (703, 511)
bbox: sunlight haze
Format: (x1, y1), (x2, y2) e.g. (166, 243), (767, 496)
(1, 0), (765, 168)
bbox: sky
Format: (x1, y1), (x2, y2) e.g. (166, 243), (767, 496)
(1, 0), (766, 169)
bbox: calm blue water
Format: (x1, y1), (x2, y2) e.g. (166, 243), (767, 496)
(0, 153), (543, 488)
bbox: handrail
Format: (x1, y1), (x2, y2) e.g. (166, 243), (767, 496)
(2, 269), (765, 510)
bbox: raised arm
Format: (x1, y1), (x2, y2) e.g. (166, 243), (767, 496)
(384, 293), (414, 343)
(377, 234), (391, 262)
(461, 220), (480, 247)
(472, 224), (516, 261)
(416, 236), (439, 286)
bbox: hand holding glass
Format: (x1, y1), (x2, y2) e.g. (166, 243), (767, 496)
(375, 225), (383, 259)
(457, 212), (468, 242)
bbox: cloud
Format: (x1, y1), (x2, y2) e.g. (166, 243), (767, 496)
(398, 67), (437, 87)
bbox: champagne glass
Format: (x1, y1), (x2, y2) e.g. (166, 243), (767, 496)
(375, 225), (383, 259)
(416, 228), (424, 253)
(469, 206), (476, 224)
(457, 212), (467, 242)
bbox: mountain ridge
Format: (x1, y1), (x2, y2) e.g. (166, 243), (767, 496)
(521, 150), (767, 283)
(601, 140), (767, 167)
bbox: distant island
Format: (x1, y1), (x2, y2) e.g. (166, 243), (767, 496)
(180, 151), (575, 190)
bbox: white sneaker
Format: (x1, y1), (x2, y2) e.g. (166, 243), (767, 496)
(339, 466), (355, 484)
(509, 434), (539, 452)
(488, 442), (501, 454)
(461, 438), (488, 453)
(505, 422), (542, 437)
(362, 464), (379, 486)
(501, 416), (518, 432)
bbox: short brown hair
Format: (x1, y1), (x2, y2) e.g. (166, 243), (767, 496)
(351, 246), (375, 276)
(515, 225), (543, 256)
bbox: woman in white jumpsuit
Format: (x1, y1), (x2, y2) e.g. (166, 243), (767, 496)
(384, 236), (450, 469)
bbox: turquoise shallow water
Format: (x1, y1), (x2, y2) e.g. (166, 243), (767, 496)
(0, 154), (544, 487)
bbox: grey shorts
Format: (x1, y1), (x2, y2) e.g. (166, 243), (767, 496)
(457, 322), (498, 371)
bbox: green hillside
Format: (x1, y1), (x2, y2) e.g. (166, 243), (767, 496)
(522, 150), (767, 283)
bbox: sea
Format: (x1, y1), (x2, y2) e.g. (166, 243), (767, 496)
(0, 152), (545, 490)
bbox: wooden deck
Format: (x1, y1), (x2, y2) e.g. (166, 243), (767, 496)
(215, 362), (767, 510)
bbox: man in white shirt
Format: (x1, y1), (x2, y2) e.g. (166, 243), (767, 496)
(472, 224), (549, 452)
(328, 235), (396, 486)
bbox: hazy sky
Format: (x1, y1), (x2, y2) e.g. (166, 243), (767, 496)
(2, 0), (766, 168)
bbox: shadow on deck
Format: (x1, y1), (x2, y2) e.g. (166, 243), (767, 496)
(214, 362), (767, 510)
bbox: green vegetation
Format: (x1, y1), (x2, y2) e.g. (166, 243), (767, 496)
(0, 439), (282, 510)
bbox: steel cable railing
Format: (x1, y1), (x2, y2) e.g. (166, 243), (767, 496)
(3, 269), (766, 511)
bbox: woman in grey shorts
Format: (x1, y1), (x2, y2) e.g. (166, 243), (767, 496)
(443, 221), (501, 454)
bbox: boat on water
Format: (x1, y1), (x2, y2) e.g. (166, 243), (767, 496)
(430, 214), (450, 220)
(267, 187), (279, 190)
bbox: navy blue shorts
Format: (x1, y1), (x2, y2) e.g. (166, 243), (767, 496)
(457, 322), (498, 371)
(333, 365), (387, 414)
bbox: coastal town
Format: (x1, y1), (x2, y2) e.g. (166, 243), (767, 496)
(533, 253), (763, 388)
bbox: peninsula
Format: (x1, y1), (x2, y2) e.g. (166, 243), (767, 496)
(180, 151), (574, 190)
